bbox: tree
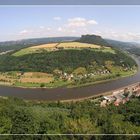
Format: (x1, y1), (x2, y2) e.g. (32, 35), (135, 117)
(11, 108), (39, 134)
(64, 118), (99, 134)
(73, 67), (87, 76)
(40, 83), (45, 88)
(0, 116), (12, 134)
(53, 69), (62, 77)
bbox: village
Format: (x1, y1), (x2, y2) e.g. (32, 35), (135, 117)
(57, 68), (111, 81)
(56, 65), (134, 82)
(100, 82), (140, 107)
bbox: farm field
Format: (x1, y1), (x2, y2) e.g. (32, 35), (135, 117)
(12, 43), (58, 57)
(0, 72), (55, 87)
(57, 42), (102, 48)
(12, 42), (114, 57)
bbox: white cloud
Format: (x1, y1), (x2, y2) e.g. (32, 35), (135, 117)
(39, 26), (51, 31)
(113, 32), (138, 41)
(46, 27), (51, 31)
(57, 26), (77, 34)
(53, 17), (61, 21)
(87, 20), (98, 25)
(39, 26), (45, 29)
(67, 18), (86, 27)
(94, 29), (140, 42)
(126, 32), (140, 40)
(56, 17), (98, 36)
(58, 27), (63, 32)
(17, 18), (140, 43)
(67, 17), (98, 27)
(16, 17), (98, 40)
(19, 29), (30, 35)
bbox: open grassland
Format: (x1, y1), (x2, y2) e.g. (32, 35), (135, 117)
(12, 43), (58, 57)
(57, 42), (102, 48)
(30, 43), (58, 49)
(12, 47), (40, 57)
(12, 42), (114, 57)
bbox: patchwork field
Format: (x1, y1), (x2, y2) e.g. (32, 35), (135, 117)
(12, 43), (58, 56)
(30, 43), (58, 49)
(19, 72), (54, 84)
(57, 42), (102, 48)
(12, 42), (114, 57)
(0, 72), (54, 87)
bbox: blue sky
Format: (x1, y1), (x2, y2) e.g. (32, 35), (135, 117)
(0, 6), (140, 42)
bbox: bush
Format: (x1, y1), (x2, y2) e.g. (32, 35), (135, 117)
(40, 83), (45, 87)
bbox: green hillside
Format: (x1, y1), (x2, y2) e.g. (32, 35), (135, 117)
(0, 49), (135, 73)
(77, 34), (110, 46)
(0, 35), (137, 88)
(0, 96), (140, 138)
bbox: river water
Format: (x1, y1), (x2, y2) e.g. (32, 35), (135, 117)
(0, 55), (140, 101)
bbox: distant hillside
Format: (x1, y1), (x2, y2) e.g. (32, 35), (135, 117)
(76, 35), (110, 46)
(0, 37), (79, 53)
(106, 39), (140, 50)
(0, 34), (136, 74)
(106, 39), (140, 56)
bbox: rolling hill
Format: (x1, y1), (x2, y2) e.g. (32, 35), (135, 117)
(77, 34), (110, 46)
(12, 42), (113, 57)
(0, 35), (137, 88)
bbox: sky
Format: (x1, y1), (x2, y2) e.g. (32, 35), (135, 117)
(0, 6), (140, 42)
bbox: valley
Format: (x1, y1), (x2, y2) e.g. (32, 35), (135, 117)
(0, 36), (137, 88)
(1, 6), (140, 137)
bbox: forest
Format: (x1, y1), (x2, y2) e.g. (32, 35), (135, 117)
(77, 35), (110, 46)
(127, 48), (140, 56)
(0, 49), (136, 74)
(0, 96), (140, 140)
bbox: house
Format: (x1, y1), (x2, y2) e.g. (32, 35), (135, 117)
(84, 74), (87, 77)
(67, 74), (74, 81)
(70, 74), (74, 78)
(64, 72), (67, 76)
(100, 83), (140, 107)
(103, 95), (116, 103)
(113, 90), (125, 101)
(133, 88), (140, 97)
(114, 98), (122, 106)
(100, 100), (107, 107)
(122, 97), (130, 104)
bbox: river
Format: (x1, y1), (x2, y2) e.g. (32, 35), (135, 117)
(0, 55), (140, 101)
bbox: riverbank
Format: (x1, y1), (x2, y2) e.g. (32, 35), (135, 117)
(60, 82), (140, 103)
(0, 67), (139, 101)
(1, 81), (139, 104)
(0, 69), (138, 89)
(0, 69), (136, 90)
(0, 55), (138, 101)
